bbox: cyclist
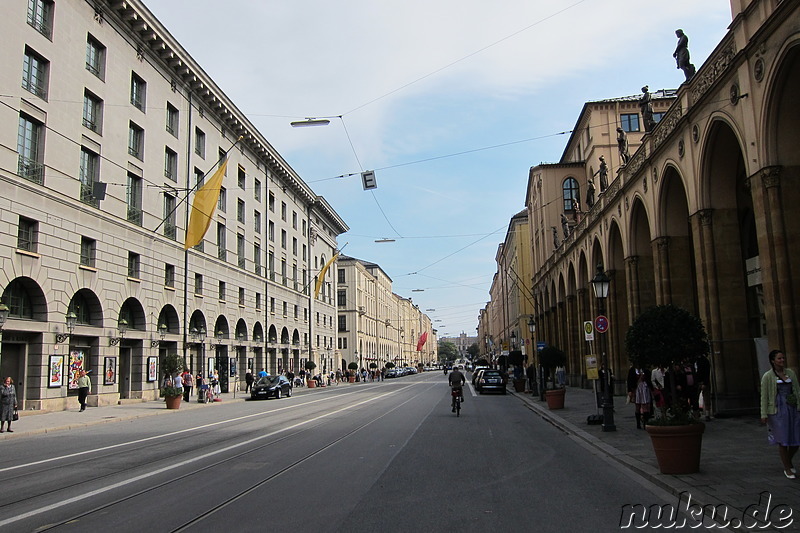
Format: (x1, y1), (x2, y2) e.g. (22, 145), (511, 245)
(448, 366), (466, 412)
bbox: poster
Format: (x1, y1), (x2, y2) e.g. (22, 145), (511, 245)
(104, 357), (116, 385)
(68, 350), (85, 390)
(48, 355), (64, 388)
(206, 357), (215, 378)
(147, 356), (158, 382)
(585, 354), (599, 380)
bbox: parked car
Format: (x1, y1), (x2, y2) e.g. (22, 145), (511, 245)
(472, 367), (490, 384)
(251, 375), (293, 399)
(475, 369), (507, 394)
(385, 369), (399, 378)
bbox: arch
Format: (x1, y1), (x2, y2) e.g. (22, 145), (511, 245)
(562, 177), (580, 212)
(188, 310), (207, 337)
(119, 297), (146, 330)
(763, 38), (800, 166)
(68, 289), (103, 326)
(1, 276), (47, 320)
(235, 318), (248, 341)
(657, 165), (696, 312)
(213, 315), (230, 338)
(280, 327), (290, 345)
(268, 324), (278, 343)
(291, 329), (300, 346)
(252, 321), (264, 343)
(629, 197), (657, 313)
(157, 304), (180, 335)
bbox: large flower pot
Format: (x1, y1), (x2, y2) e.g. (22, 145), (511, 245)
(165, 395), (182, 410)
(513, 379), (526, 393)
(306, 379), (317, 388)
(545, 388), (565, 409)
(646, 422), (705, 474)
(348, 376), (356, 383)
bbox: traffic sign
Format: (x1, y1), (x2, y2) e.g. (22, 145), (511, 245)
(595, 315), (609, 333)
(583, 321), (594, 341)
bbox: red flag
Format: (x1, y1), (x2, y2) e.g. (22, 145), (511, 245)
(416, 332), (428, 351)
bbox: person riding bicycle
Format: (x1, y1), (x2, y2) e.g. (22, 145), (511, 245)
(448, 366), (466, 412)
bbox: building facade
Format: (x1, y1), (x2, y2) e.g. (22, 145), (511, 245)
(0, 0), (346, 411)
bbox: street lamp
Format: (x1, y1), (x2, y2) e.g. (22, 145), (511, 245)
(110, 318), (128, 346)
(0, 303), (9, 373)
(56, 311), (78, 343)
(591, 264), (616, 432)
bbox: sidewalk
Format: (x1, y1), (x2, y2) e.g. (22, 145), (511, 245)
(508, 385), (800, 522)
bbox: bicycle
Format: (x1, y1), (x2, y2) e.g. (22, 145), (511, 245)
(451, 387), (462, 417)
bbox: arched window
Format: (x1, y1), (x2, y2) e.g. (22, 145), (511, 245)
(3, 279), (33, 319)
(562, 177), (579, 211)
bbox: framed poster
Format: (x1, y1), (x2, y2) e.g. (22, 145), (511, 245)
(206, 357), (215, 378)
(48, 355), (64, 388)
(68, 350), (85, 390)
(147, 356), (158, 382)
(104, 357), (117, 385)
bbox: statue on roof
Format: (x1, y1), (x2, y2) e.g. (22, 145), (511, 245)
(561, 214), (570, 239)
(674, 29), (696, 82)
(596, 156), (609, 191)
(552, 226), (560, 249)
(617, 127), (630, 164)
(640, 86), (656, 133)
(586, 179), (596, 208)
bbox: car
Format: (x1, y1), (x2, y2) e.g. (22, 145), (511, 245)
(385, 369), (399, 378)
(250, 375), (292, 399)
(475, 369), (507, 394)
(471, 366), (490, 384)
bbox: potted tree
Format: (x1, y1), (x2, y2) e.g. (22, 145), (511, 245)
(508, 350), (527, 393)
(625, 304), (708, 474)
(305, 360), (318, 388)
(347, 362), (359, 383)
(539, 345), (566, 409)
(159, 352), (185, 409)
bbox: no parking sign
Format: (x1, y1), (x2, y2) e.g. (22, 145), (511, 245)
(595, 315), (609, 334)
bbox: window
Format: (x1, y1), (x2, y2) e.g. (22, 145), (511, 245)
(239, 287), (245, 306)
(164, 264), (175, 288)
(80, 237), (96, 267)
(126, 172), (143, 225)
(255, 292), (261, 310)
(79, 148), (99, 207)
(338, 268), (345, 284)
(238, 166), (246, 189)
(652, 112), (665, 124)
(217, 223), (226, 261)
(195, 167), (204, 188)
(281, 202), (287, 221)
(194, 127), (205, 158)
(237, 233), (245, 269)
(127, 252), (140, 279)
(17, 216), (38, 252)
(218, 281), (226, 301)
(218, 148), (226, 172)
(17, 114), (43, 184)
(562, 177), (579, 212)
(341, 317), (350, 332)
(254, 178), (261, 201)
(164, 147), (178, 181)
(293, 263), (298, 290)
(292, 211), (297, 229)
(27, 0), (53, 38)
(621, 113), (640, 133)
(268, 221), (274, 242)
(292, 237), (297, 256)
(128, 122), (144, 159)
(254, 210), (261, 233)
(166, 103), (179, 137)
(218, 187), (226, 212)
(268, 192), (275, 212)
(130, 73), (146, 111)
(237, 199), (245, 223)
(22, 47), (48, 99)
(282, 302), (288, 317)
(268, 251), (275, 281)
(254, 243), (262, 276)
(281, 259), (287, 286)
(85, 35), (105, 79)
(302, 244), (307, 261)
(337, 289), (346, 307)
(163, 193), (176, 239)
(82, 90), (102, 133)
(302, 219), (307, 237)
(194, 273), (203, 295)
(281, 230), (286, 249)
(303, 269), (307, 294)
(294, 305), (299, 319)
(270, 297), (275, 314)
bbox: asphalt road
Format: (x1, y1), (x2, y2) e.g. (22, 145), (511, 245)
(0, 373), (692, 532)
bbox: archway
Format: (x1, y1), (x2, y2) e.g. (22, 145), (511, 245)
(657, 166), (697, 312)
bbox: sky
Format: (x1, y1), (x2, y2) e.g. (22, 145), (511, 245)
(145, 0), (733, 339)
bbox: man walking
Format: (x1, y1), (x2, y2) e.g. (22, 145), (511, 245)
(76, 370), (91, 412)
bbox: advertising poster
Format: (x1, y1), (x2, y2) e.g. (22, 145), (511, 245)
(68, 350), (85, 390)
(49, 355), (64, 388)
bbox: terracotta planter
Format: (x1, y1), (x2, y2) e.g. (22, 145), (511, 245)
(348, 376), (356, 383)
(513, 379), (526, 393)
(306, 379), (317, 388)
(545, 388), (565, 409)
(646, 422), (705, 474)
(165, 395), (182, 410)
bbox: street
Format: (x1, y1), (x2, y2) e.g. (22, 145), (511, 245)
(1, 373), (692, 532)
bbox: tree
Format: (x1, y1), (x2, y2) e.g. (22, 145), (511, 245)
(539, 346), (566, 390)
(466, 343), (480, 359)
(438, 341), (457, 362)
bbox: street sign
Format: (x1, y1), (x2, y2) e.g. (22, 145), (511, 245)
(583, 321), (594, 341)
(537, 342), (546, 352)
(595, 315), (609, 333)
(585, 354), (598, 380)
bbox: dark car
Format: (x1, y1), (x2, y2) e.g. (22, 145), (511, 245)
(475, 369), (507, 394)
(251, 375), (292, 400)
(471, 366), (489, 384)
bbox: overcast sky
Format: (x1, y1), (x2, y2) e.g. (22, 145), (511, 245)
(145, 0), (732, 340)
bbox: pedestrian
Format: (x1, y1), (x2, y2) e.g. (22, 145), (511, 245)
(76, 370), (91, 412)
(258, 368), (268, 379)
(759, 349), (800, 479)
(286, 370), (295, 389)
(182, 369), (193, 402)
(196, 372), (204, 402)
(650, 365), (667, 417)
(0, 377), (18, 433)
(695, 353), (712, 420)
(634, 372), (652, 429)
(245, 369), (254, 393)
(526, 363), (536, 393)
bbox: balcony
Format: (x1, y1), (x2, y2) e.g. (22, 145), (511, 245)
(17, 156), (43, 184)
(127, 206), (143, 226)
(79, 184), (98, 208)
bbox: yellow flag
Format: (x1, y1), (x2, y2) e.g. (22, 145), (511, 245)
(184, 158), (229, 250)
(314, 253), (339, 298)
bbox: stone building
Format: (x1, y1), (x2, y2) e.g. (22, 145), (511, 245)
(0, 0), (346, 411)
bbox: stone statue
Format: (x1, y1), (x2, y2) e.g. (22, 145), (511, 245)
(570, 198), (581, 221)
(616, 127), (630, 164)
(640, 85), (656, 133)
(674, 29), (696, 82)
(561, 214), (569, 239)
(586, 179), (595, 208)
(595, 155), (609, 191)
(552, 226), (560, 248)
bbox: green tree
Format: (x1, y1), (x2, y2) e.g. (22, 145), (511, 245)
(466, 343), (480, 359)
(438, 341), (457, 362)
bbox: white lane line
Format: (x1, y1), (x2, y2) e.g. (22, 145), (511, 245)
(0, 386), (410, 528)
(0, 384), (411, 474)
